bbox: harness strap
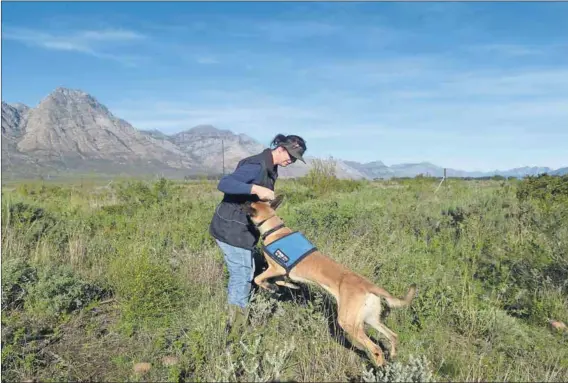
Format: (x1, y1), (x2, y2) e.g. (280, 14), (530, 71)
(261, 231), (317, 276)
(255, 216), (273, 227)
(254, 214), (316, 276)
(261, 223), (286, 240)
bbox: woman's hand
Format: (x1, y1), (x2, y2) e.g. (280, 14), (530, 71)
(251, 185), (275, 201)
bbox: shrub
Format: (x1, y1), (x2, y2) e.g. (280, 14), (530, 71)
(213, 334), (296, 382)
(362, 355), (434, 382)
(1, 258), (37, 311)
(113, 177), (175, 206)
(516, 174), (568, 204)
(108, 248), (183, 329)
(298, 157), (364, 196)
(25, 264), (107, 318)
(4, 201), (70, 251)
(284, 199), (358, 239)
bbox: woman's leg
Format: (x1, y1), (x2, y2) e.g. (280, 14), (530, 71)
(215, 239), (255, 308)
(215, 239), (255, 343)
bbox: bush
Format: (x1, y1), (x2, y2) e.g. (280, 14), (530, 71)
(213, 334), (296, 382)
(284, 198), (358, 239)
(1, 258), (37, 311)
(2, 177), (567, 382)
(25, 265), (107, 318)
(113, 177), (175, 206)
(7, 201), (49, 225)
(4, 201), (70, 250)
(516, 174), (568, 204)
(298, 158), (364, 196)
(362, 356), (434, 382)
(108, 248), (183, 329)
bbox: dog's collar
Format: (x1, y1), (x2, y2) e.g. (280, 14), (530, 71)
(255, 215), (276, 227)
(261, 223), (286, 240)
(254, 215), (286, 240)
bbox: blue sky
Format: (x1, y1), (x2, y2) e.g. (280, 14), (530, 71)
(2, 2), (568, 171)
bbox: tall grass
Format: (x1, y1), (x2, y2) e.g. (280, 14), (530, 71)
(1, 173), (567, 382)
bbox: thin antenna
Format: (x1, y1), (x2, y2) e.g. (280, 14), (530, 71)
(221, 139), (225, 176)
(435, 167), (447, 193)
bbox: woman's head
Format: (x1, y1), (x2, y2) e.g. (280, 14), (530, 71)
(270, 134), (307, 167)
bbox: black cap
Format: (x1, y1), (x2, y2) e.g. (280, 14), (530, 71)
(282, 142), (306, 163)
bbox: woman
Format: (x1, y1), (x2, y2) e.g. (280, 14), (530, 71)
(209, 133), (307, 341)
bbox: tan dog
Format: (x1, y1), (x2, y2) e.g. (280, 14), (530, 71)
(243, 196), (416, 367)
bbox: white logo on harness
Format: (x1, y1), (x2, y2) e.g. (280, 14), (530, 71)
(274, 249), (289, 263)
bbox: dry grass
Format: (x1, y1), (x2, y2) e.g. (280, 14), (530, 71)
(2, 176), (567, 382)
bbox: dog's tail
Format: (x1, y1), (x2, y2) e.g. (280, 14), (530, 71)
(371, 283), (416, 308)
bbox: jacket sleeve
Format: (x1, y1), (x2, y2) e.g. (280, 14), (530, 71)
(217, 163), (262, 195)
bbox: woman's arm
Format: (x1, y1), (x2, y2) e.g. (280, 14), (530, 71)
(217, 163), (262, 195)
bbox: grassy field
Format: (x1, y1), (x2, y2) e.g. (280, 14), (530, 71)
(1, 172), (567, 382)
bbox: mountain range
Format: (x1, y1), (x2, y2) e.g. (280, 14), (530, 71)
(2, 88), (566, 180)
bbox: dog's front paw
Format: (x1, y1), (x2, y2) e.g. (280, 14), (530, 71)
(388, 350), (397, 360)
(259, 282), (278, 293)
(275, 280), (301, 290)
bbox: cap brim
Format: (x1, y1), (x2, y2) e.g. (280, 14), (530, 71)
(283, 143), (306, 163)
(289, 149), (305, 163)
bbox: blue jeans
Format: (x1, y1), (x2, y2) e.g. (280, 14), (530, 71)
(215, 239), (255, 308)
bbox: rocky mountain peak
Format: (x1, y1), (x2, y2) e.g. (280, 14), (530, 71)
(12, 88), (194, 170)
(37, 87), (108, 114)
(52, 87), (89, 98)
(9, 102), (30, 114)
(1, 102), (27, 137)
(3, 86), (565, 179)
(366, 160), (387, 167)
(167, 125), (265, 172)
(186, 124), (232, 136)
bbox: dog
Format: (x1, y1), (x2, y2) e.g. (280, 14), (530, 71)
(243, 195), (416, 367)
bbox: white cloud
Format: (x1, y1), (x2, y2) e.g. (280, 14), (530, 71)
(195, 56), (219, 64)
(109, 57), (568, 170)
(113, 60), (568, 137)
(434, 68), (568, 99)
(116, 103), (323, 134)
(80, 29), (145, 41)
(307, 55), (449, 88)
(3, 26), (146, 66)
(467, 43), (545, 56)
(255, 20), (341, 42)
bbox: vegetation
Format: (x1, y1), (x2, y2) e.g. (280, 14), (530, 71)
(2, 169), (567, 382)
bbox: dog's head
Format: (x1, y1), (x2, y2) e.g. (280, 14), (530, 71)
(242, 194), (285, 225)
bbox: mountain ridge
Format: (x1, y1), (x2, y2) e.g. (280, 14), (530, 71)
(2, 87), (566, 179)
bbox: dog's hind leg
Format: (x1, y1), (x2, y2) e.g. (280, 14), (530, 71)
(364, 294), (399, 359)
(354, 326), (385, 367)
(338, 293), (385, 367)
(366, 317), (399, 359)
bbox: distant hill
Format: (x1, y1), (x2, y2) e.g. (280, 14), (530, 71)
(551, 167), (568, 176)
(2, 87), (565, 180)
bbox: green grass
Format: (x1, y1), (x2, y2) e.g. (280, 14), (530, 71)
(1, 174), (567, 382)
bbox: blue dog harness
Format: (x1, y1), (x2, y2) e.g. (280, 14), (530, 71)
(262, 231), (318, 272)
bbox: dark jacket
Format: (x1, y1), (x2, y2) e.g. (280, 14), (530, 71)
(209, 149), (278, 250)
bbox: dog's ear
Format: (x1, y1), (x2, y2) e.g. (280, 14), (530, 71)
(242, 201), (257, 217)
(270, 195), (285, 210)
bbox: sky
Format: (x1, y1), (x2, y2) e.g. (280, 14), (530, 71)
(2, 2), (568, 171)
